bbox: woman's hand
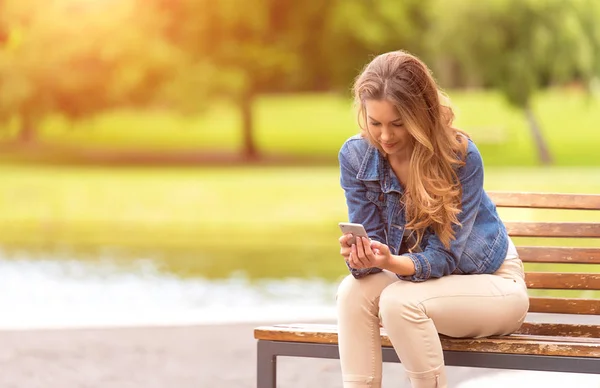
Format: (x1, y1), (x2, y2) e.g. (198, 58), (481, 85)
(339, 235), (415, 276)
(348, 236), (393, 269)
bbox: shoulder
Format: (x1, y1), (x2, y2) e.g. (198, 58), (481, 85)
(454, 137), (485, 184)
(462, 137), (484, 170)
(339, 135), (371, 166)
(339, 134), (370, 154)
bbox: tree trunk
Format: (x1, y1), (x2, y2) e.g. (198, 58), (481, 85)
(240, 90), (257, 160)
(19, 116), (36, 144)
(524, 105), (552, 165)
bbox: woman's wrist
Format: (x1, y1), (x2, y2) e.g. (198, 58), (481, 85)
(381, 254), (417, 276)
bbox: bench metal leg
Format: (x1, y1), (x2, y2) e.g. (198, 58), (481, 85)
(257, 340), (277, 388)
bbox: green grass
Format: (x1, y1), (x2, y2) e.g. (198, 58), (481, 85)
(0, 165), (598, 288)
(4, 88), (598, 166)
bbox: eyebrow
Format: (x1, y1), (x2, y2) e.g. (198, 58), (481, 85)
(367, 116), (403, 123)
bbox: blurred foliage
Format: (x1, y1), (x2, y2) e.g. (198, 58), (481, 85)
(428, 0), (600, 164)
(429, 0), (600, 97)
(0, 90), (596, 166)
(153, 0), (320, 156)
(0, 0), (179, 141)
(0, 0), (599, 162)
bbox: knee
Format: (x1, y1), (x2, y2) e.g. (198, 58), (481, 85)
(378, 282), (424, 324)
(336, 272), (394, 311)
(336, 274), (362, 307)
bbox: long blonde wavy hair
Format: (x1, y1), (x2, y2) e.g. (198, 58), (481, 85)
(353, 50), (470, 249)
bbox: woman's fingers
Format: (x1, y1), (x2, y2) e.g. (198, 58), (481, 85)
(339, 234), (353, 246)
(358, 237), (377, 267)
(350, 242), (366, 268)
(353, 237), (370, 268)
(341, 234), (377, 269)
(360, 237), (375, 257)
(339, 234), (353, 259)
(339, 234), (354, 254)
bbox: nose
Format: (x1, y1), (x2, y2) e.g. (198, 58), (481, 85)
(380, 126), (393, 142)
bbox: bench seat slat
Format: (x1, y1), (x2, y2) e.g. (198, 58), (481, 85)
(488, 192), (600, 210)
(525, 272), (600, 290)
(529, 297), (600, 314)
(254, 324), (600, 358)
(516, 322), (600, 338)
(442, 336), (600, 357)
(518, 246), (600, 264)
(505, 222), (600, 238)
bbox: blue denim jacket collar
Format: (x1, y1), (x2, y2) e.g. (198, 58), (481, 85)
(357, 144), (403, 195)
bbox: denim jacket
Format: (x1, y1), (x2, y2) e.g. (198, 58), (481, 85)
(339, 135), (509, 282)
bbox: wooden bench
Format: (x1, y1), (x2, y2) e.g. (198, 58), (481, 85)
(254, 192), (600, 387)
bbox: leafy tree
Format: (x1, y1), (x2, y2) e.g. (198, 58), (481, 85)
(158, 0), (317, 159)
(429, 0), (600, 164)
(0, 0), (178, 143)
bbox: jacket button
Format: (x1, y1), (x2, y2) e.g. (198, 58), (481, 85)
(379, 194), (384, 202)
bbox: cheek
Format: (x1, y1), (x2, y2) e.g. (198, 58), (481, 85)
(397, 128), (410, 139)
(367, 125), (381, 137)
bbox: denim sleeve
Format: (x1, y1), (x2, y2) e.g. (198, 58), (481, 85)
(397, 146), (484, 282)
(339, 144), (385, 279)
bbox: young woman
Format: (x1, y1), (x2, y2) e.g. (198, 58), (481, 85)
(336, 50), (529, 388)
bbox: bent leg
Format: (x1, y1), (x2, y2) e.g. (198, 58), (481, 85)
(336, 271), (399, 388)
(379, 273), (529, 388)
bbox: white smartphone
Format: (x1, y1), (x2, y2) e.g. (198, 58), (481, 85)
(338, 222), (369, 245)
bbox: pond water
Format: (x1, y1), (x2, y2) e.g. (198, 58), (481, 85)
(0, 249), (338, 330)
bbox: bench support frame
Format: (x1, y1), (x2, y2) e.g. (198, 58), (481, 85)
(257, 339), (600, 388)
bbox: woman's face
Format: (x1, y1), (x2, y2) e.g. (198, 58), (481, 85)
(364, 99), (413, 160)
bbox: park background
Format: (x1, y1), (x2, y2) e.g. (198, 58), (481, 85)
(0, 0), (599, 387)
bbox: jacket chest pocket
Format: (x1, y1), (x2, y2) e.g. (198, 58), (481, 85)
(363, 181), (385, 206)
(366, 190), (385, 207)
(364, 185), (387, 225)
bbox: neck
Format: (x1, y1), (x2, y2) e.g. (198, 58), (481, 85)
(387, 152), (412, 187)
(386, 148), (412, 166)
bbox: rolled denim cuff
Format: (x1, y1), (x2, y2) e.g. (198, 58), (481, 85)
(396, 253), (431, 282)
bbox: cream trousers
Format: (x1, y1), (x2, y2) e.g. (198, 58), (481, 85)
(336, 240), (529, 388)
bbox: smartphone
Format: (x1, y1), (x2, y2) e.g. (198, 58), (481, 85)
(338, 222), (369, 245)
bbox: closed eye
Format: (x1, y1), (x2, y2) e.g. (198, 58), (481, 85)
(369, 122), (381, 126)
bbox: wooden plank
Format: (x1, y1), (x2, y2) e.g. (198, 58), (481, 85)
(489, 192), (600, 210)
(254, 324), (600, 358)
(528, 297), (600, 315)
(439, 336), (600, 357)
(500, 334), (600, 344)
(505, 222), (600, 238)
(516, 322), (600, 338)
(518, 246), (600, 264)
(525, 272), (600, 290)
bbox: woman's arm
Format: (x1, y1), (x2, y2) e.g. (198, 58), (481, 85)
(339, 141), (386, 278)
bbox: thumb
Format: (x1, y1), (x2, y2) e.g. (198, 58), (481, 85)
(370, 240), (389, 254)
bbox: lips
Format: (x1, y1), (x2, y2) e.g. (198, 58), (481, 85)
(382, 142), (397, 148)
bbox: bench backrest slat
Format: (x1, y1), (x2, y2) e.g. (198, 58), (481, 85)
(525, 272), (600, 290)
(517, 247), (600, 264)
(489, 192), (600, 210)
(487, 192), (600, 316)
(529, 297), (600, 315)
(505, 222), (600, 238)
